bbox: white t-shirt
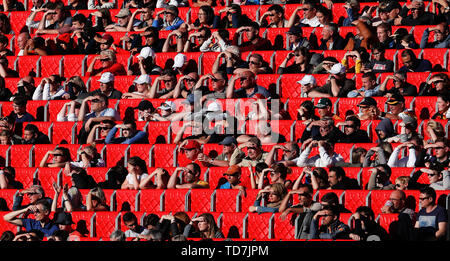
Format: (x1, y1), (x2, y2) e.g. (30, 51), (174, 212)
(300, 16), (321, 27)
(125, 173), (149, 186)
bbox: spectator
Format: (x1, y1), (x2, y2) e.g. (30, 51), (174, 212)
(216, 4), (252, 29)
(189, 5), (217, 29)
(105, 8), (134, 32)
(424, 121), (446, 144)
(309, 205), (350, 240)
(424, 137), (450, 168)
(363, 142), (393, 167)
(432, 94), (450, 120)
(86, 187), (110, 211)
(410, 164), (450, 190)
(122, 211), (149, 238)
(347, 72), (383, 98)
(286, 25), (312, 51)
(288, 1), (321, 28)
(265, 142), (300, 167)
(162, 26), (188, 53)
(419, 73), (450, 97)
(148, 69), (178, 99)
(184, 27), (211, 53)
(197, 72), (228, 101)
(120, 156), (150, 190)
(387, 138), (422, 168)
(86, 49), (127, 77)
(297, 139), (344, 168)
(122, 74), (152, 99)
(398, 49), (432, 73)
(200, 29), (231, 53)
(231, 137), (268, 167)
(212, 45), (247, 75)
(349, 206), (389, 241)
(259, 4), (288, 28)
(379, 72), (417, 97)
(128, 46), (162, 76)
(366, 164), (395, 190)
(0, 77), (12, 102)
(183, 213), (224, 239)
(308, 63), (356, 98)
(396, 0), (437, 26)
(39, 146), (72, 168)
(317, 23), (346, 50)
(0, 116), (22, 144)
(152, 5), (185, 31)
(8, 96), (35, 123)
(320, 192), (351, 214)
(414, 187), (448, 240)
(134, 100), (156, 122)
(198, 136), (244, 167)
(0, 35), (13, 57)
(139, 168), (171, 189)
(232, 22), (272, 52)
(0, 129), (13, 145)
(68, 0), (87, 10)
(364, 45), (394, 74)
(299, 116), (344, 144)
(226, 70), (271, 99)
(88, 0), (114, 9)
(172, 72), (201, 99)
(249, 183), (287, 214)
(278, 184), (322, 239)
(127, 7), (155, 32)
(12, 185), (52, 211)
(52, 212), (84, 241)
(140, 27), (164, 52)
(72, 145), (105, 168)
(0, 167), (23, 189)
(336, 115), (371, 143)
(295, 75), (318, 98)
(3, 199), (58, 237)
(315, 5), (332, 27)
(86, 119), (116, 144)
(35, 3), (72, 35)
(32, 75), (67, 101)
(22, 124), (51, 145)
(109, 230), (126, 241)
(328, 166), (361, 190)
(394, 176), (411, 191)
(356, 97), (383, 121)
(0, 0), (24, 11)
(105, 120), (149, 144)
(278, 46), (314, 74)
(383, 93), (411, 121)
(167, 163), (209, 189)
(420, 22), (450, 48)
(342, 0), (362, 26)
(64, 76), (88, 101)
(216, 165), (246, 192)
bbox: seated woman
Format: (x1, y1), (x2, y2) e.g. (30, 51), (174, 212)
(121, 156), (151, 190)
(39, 147), (72, 168)
(277, 46), (314, 74)
(139, 168), (171, 189)
(71, 145), (105, 168)
(86, 49), (127, 77)
(183, 213), (224, 239)
(86, 186), (110, 211)
(248, 183), (288, 213)
(259, 163), (292, 189)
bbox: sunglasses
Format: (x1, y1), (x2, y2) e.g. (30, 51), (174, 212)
(268, 13), (275, 16)
(100, 126), (111, 131)
(100, 58), (110, 62)
(185, 78), (197, 82)
(91, 99), (102, 103)
(144, 34), (155, 38)
(302, 8), (310, 11)
(211, 78), (223, 82)
(419, 197), (430, 201)
(427, 173), (437, 177)
(224, 173), (239, 177)
(53, 154), (64, 157)
(249, 61), (259, 65)
(239, 77), (250, 82)
(247, 146), (257, 150)
(0, 117), (8, 121)
(433, 80), (445, 85)
(163, 11), (175, 15)
(122, 128), (132, 131)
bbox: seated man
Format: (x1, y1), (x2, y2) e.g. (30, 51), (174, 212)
(317, 23), (346, 50)
(420, 22), (450, 49)
(22, 123), (51, 144)
(364, 45), (394, 73)
(259, 4), (288, 28)
(309, 205), (351, 240)
(148, 69), (178, 99)
(152, 5), (185, 31)
(396, 0), (437, 26)
(308, 63), (356, 98)
(287, 25), (312, 50)
(379, 71), (417, 96)
(337, 115), (371, 143)
(347, 72), (383, 98)
(327, 166), (361, 190)
(216, 165), (246, 193)
(3, 199), (58, 237)
(381, 190), (415, 240)
(226, 69), (271, 99)
(197, 136), (245, 167)
(356, 97), (383, 121)
(86, 49), (127, 77)
(8, 96), (35, 123)
(232, 22), (272, 52)
(300, 116), (344, 144)
(397, 49), (432, 73)
(297, 139), (344, 168)
(77, 93), (121, 144)
(105, 8), (135, 32)
(105, 120), (149, 144)
(167, 162), (209, 189)
(230, 137), (268, 167)
(265, 142), (300, 167)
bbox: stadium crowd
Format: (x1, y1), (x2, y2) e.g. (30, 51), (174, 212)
(0, 0), (449, 242)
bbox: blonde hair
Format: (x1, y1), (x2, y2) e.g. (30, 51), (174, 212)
(100, 49), (117, 63)
(395, 176), (410, 185)
(427, 120), (445, 137)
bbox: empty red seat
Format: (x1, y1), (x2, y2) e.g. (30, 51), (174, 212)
(94, 212), (121, 238)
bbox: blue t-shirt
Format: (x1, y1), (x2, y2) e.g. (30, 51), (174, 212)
(22, 218), (59, 237)
(417, 205), (448, 231)
(219, 182), (232, 189)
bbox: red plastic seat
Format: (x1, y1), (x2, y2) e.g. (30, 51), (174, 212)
(115, 190), (139, 212)
(71, 211), (95, 237)
(151, 144), (177, 168)
(9, 145), (33, 168)
(163, 189), (189, 212)
(344, 190), (370, 213)
(272, 213), (296, 240)
(0, 211), (20, 234)
(94, 212), (121, 238)
(189, 189), (214, 213)
(376, 213), (398, 232)
(414, 96), (438, 120)
(129, 144), (153, 167)
(32, 144), (57, 167)
(52, 121), (77, 144)
(219, 212), (247, 239)
(104, 144), (130, 167)
(14, 167), (37, 189)
(246, 213), (272, 240)
(214, 189), (241, 212)
(39, 55), (63, 77)
(62, 55), (86, 77)
(139, 189), (164, 212)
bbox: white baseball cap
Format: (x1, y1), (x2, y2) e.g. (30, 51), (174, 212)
(134, 74), (151, 85)
(158, 101), (176, 111)
(97, 72), (114, 83)
(172, 53), (187, 69)
(137, 47), (156, 60)
(328, 63), (346, 75)
(206, 101), (222, 112)
(297, 75), (317, 86)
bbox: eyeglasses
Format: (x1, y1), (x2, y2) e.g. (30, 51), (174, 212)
(53, 154), (64, 157)
(419, 197), (430, 201)
(163, 11), (175, 15)
(372, 52), (381, 56)
(99, 58), (110, 62)
(302, 8), (310, 11)
(224, 173), (239, 177)
(100, 126), (112, 131)
(33, 208), (42, 214)
(427, 173), (437, 177)
(27, 192), (39, 196)
(247, 147), (257, 150)
(434, 146), (444, 150)
(395, 184), (402, 188)
(268, 13), (275, 17)
(433, 80), (445, 85)
(0, 117), (8, 121)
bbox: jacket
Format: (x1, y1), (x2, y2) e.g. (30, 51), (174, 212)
(310, 218), (350, 239)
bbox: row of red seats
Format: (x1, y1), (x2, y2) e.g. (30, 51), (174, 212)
(1, 188), (447, 239)
(3, 47), (448, 80)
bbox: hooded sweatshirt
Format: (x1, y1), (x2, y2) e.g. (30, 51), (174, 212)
(375, 118), (396, 143)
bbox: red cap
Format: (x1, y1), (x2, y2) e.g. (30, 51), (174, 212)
(182, 140), (201, 150)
